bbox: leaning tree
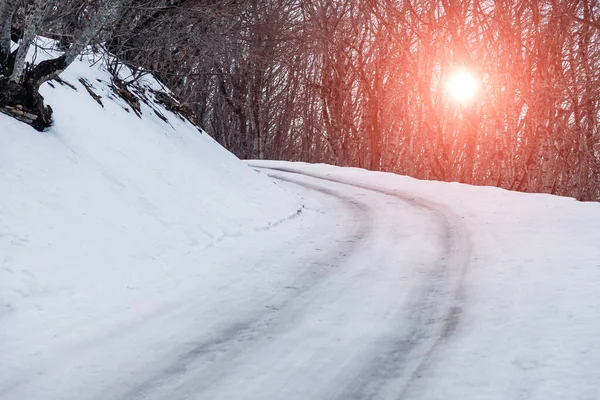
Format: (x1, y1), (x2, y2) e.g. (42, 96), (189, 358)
(0, 0), (130, 129)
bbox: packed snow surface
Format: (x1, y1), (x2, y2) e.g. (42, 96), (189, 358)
(2, 44), (600, 400)
(255, 162), (600, 400)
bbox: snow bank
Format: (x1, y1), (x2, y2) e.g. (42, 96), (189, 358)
(0, 50), (301, 319)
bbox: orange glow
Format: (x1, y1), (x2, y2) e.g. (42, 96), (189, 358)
(446, 69), (478, 103)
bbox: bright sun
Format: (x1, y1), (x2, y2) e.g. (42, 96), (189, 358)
(446, 70), (479, 103)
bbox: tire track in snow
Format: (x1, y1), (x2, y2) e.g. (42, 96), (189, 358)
(254, 166), (472, 399)
(7, 166), (472, 400)
(114, 177), (374, 400)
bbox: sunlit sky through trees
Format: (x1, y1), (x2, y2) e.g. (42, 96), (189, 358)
(1, 0), (599, 201)
(446, 69), (479, 104)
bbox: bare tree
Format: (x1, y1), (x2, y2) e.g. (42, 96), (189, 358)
(1, 0), (599, 200)
(0, 0), (131, 128)
(10, 0), (49, 82)
(0, 0), (18, 73)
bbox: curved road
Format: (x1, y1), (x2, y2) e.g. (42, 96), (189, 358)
(0, 166), (471, 400)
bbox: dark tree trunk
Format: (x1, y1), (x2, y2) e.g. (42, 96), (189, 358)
(0, 77), (53, 130)
(0, 55), (67, 130)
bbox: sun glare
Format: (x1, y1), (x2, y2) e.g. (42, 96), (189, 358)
(446, 70), (478, 103)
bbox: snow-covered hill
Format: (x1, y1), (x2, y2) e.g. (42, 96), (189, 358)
(0, 50), (301, 325)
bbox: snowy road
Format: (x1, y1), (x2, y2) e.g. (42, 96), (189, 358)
(235, 166), (472, 400)
(1, 165), (472, 400)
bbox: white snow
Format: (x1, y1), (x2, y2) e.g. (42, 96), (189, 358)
(2, 42), (600, 400)
(252, 161), (600, 400)
(0, 45), (301, 398)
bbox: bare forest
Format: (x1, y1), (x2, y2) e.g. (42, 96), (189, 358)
(1, 0), (600, 200)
